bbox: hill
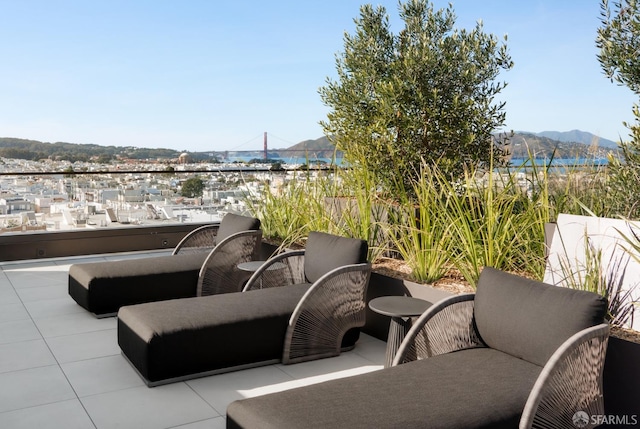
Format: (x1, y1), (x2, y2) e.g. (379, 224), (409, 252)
(0, 130), (619, 164)
(273, 136), (341, 159)
(275, 131), (618, 161)
(530, 130), (618, 149)
(508, 132), (618, 159)
(0, 137), (182, 162)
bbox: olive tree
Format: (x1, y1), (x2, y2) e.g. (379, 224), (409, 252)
(597, 0), (640, 218)
(319, 0), (513, 196)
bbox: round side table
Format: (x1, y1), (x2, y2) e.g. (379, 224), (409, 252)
(237, 260), (286, 289)
(369, 296), (432, 367)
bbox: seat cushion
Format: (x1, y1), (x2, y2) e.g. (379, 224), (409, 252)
(473, 267), (607, 367)
(227, 347), (542, 429)
(69, 252), (207, 316)
(216, 213), (261, 243)
(303, 231), (368, 283)
(118, 284), (312, 383)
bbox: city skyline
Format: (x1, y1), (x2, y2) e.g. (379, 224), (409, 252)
(0, 0), (637, 152)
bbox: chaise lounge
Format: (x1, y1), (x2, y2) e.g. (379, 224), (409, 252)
(117, 231), (371, 386)
(68, 213), (261, 316)
(226, 267), (610, 429)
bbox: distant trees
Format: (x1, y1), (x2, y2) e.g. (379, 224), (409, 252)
(181, 177), (205, 198)
(597, 0), (640, 217)
(319, 0), (513, 196)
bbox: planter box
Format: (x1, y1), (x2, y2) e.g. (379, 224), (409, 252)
(363, 271), (453, 341)
(603, 336), (640, 419)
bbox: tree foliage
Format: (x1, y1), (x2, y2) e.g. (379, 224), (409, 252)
(597, 0), (640, 218)
(597, 0), (640, 93)
(181, 177), (205, 198)
(319, 0), (513, 196)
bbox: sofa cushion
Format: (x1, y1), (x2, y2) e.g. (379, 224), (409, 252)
(227, 347), (542, 429)
(216, 213), (261, 243)
(69, 252), (207, 315)
(303, 231), (368, 284)
(473, 266), (607, 367)
(118, 284), (313, 383)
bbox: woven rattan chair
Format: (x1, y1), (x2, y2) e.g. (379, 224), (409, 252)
(197, 230), (262, 296)
(172, 224), (219, 255)
(242, 231), (371, 364)
(392, 268), (609, 429)
(172, 213), (261, 255)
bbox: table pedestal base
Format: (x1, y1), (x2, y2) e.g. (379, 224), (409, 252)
(385, 317), (413, 368)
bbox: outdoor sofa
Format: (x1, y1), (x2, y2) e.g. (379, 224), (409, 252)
(68, 213), (261, 317)
(117, 231), (371, 386)
(226, 267), (610, 429)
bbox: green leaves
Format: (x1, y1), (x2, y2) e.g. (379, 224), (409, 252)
(180, 177), (205, 198)
(597, 0), (640, 94)
(320, 0), (512, 198)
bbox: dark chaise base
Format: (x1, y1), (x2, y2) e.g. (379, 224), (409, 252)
(118, 284), (363, 386)
(69, 252), (207, 317)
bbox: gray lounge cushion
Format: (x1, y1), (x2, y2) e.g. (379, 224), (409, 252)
(303, 231), (368, 283)
(227, 347), (542, 429)
(216, 213), (261, 243)
(473, 266), (607, 367)
(69, 252), (208, 315)
(118, 284), (313, 383)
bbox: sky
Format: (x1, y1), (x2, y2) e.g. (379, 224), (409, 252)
(0, 0), (637, 152)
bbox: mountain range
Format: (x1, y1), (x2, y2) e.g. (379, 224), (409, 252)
(0, 130), (622, 162)
(276, 130), (620, 160)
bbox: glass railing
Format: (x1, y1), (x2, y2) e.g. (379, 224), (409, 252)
(0, 162), (337, 235)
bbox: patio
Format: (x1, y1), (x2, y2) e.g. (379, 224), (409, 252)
(0, 251), (386, 429)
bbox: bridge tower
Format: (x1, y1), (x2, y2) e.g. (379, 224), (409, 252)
(263, 132), (268, 160)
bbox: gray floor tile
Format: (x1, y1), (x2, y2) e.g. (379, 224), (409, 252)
(186, 365), (295, 415)
(0, 365), (75, 413)
(0, 287), (21, 305)
(0, 273), (12, 288)
(81, 383), (218, 429)
(0, 339), (57, 374)
(352, 336), (388, 364)
(16, 283), (68, 302)
(61, 354), (144, 397)
(0, 303), (30, 323)
(169, 417), (226, 429)
(0, 399), (95, 429)
(34, 311), (116, 338)
(46, 329), (119, 363)
(274, 350), (383, 380)
(5, 269), (68, 289)
(0, 319), (42, 345)
(54, 256), (108, 268)
(25, 297), (87, 319)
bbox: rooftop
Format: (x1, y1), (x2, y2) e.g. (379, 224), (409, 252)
(0, 251), (386, 429)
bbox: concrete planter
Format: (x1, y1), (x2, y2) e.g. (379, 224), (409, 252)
(362, 271), (453, 341)
(603, 336), (640, 418)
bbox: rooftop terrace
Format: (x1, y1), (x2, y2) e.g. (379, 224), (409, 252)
(0, 251), (386, 429)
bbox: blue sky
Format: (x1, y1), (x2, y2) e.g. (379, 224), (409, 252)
(0, 0), (637, 152)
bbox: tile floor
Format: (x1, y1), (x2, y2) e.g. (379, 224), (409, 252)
(0, 251), (386, 429)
